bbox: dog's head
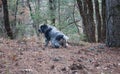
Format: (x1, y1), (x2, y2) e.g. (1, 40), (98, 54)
(38, 24), (49, 33)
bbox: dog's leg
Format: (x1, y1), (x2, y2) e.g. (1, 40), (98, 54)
(51, 39), (61, 48)
(42, 39), (49, 50)
(45, 39), (49, 47)
(59, 39), (67, 48)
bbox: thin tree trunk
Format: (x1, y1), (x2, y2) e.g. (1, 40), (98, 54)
(2, 0), (14, 39)
(86, 0), (96, 42)
(49, 0), (56, 26)
(14, 0), (18, 25)
(37, 0), (41, 7)
(27, 0), (39, 37)
(94, 0), (102, 42)
(0, 0), (2, 8)
(77, 0), (89, 41)
(58, 0), (60, 26)
(101, 0), (106, 42)
(73, 0), (81, 37)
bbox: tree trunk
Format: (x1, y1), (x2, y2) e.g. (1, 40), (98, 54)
(86, 0), (96, 42)
(27, 0), (40, 37)
(73, 0), (81, 37)
(106, 0), (120, 47)
(77, 0), (96, 42)
(0, 0), (2, 8)
(49, 0), (56, 26)
(94, 0), (102, 42)
(2, 0), (14, 39)
(58, 0), (60, 26)
(101, 0), (106, 42)
(13, 0), (18, 27)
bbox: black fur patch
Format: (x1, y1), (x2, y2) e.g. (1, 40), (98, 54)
(56, 35), (64, 41)
(56, 35), (67, 47)
(40, 24), (48, 33)
(55, 35), (66, 47)
(45, 28), (52, 41)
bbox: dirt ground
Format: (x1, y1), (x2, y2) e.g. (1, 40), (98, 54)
(0, 38), (120, 74)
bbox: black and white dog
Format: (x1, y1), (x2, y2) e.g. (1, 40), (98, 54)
(38, 24), (69, 48)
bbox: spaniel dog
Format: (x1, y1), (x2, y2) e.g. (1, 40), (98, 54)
(38, 24), (69, 48)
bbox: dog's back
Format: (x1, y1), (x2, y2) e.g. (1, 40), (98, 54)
(48, 25), (69, 40)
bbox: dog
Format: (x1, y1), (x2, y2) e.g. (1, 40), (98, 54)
(38, 24), (69, 48)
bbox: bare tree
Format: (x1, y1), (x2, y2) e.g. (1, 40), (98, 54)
(14, 0), (19, 26)
(2, 0), (14, 39)
(94, 0), (102, 42)
(58, 0), (60, 26)
(73, 0), (81, 37)
(27, 0), (39, 37)
(49, 0), (56, 26)
(101, 0), (106, 42)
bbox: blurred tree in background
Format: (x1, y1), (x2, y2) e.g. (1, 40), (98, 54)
(106, 0), (120, 47)
(77, 0), (96, 42)
(2, 0), (14, 39)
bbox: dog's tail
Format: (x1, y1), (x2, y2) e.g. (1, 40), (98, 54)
(63, 35), (69, 40)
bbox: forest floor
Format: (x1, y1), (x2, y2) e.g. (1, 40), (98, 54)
(0, 37), (120, 74)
